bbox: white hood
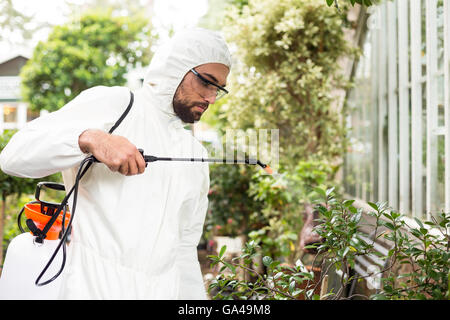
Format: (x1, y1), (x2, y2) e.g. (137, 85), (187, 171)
(143, 27), (232, 120)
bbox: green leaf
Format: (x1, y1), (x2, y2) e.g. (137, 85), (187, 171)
(219, 245), (227, 259)
(342, 247), (350, 258)
(326, 187), (335, 197)
(326, 0), (334, 6)
(380, 220), (395, 230)
(367, 201), (379, 211)
(343, 199), (355, 207)
(414, 218), (424, 229)
(262, 256), (273, 267)
(222, 261), (236, 274)
(391, 211), (401, 219)
(410, 229), (422, 239)
(292, 289), (304, 297)
(351, 211), (362, 224)
(270, 261), (282, 269)
(313, 187), (326, 199)
(289, 281), (296, 293)
(274, 272), (284, 280)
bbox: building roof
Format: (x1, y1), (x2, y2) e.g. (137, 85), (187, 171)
(0, 55), (29, 77)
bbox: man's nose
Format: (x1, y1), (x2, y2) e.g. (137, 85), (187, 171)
(203, 92), (217, 105)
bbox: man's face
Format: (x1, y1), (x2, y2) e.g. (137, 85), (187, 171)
(172, 63), (230, 123)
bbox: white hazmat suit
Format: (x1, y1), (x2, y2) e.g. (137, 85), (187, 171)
(0, 28), (232, 299)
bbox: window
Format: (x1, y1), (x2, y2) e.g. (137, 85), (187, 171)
(344, 0), (449, 220)
(2, 103), (18, 123)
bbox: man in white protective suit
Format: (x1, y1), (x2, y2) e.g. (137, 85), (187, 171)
(0, 28), (232, 299)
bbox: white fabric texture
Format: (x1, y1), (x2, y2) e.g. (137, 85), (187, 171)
(0, 28), (232, 299)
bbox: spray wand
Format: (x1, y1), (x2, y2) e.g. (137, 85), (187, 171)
(92, 149), (274, 174)
(142, 155), (273, 175)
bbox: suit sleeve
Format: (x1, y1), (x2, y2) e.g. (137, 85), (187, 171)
(0, 86), (130, 178)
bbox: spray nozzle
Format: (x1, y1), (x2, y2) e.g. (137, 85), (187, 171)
(257, 160), (273, 175)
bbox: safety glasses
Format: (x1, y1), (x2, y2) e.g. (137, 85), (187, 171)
(190, 68), (229, 101)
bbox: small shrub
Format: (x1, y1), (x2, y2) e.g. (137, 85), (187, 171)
(208, 188), (450, 300)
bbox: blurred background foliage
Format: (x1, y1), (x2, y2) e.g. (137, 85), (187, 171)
(221, 0), (359, 169)
(20, 10), (154, 112)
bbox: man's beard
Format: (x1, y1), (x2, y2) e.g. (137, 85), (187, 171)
(172, 95), (208, 124)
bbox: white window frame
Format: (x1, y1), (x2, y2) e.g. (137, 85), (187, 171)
(344, 0), (449, 220)
(444, 0), (450, 214)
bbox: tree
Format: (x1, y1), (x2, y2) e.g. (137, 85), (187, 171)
(0, 130), (42, 266)
(20, 10), (155, 112)
(220, 0), (359, 170)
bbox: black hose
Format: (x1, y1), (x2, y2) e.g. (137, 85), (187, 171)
(35, 157), (91, 286)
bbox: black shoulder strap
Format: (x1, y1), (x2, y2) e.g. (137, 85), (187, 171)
(77, 89), (134, 180)
(108, 90), (134, 134)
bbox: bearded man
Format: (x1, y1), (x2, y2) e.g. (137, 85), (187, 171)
(0, 28), (231, 299)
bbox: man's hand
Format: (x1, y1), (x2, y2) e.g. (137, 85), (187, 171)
(78, 129), (146, 176)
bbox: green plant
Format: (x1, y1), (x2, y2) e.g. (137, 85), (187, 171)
(311, 188), (449, 300)
(208, 187), (450, 300)
(311, 187), (376, 299)
(372, 210), (450, 300)
(208, 240), (320, 300)
(246, 160), (338, 262)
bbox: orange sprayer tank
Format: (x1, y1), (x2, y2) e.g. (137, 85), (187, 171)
(0, 185), (70, 299)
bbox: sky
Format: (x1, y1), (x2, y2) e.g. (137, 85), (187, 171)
(153, 0), (208, 43)
(0, 0), (209, 62)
